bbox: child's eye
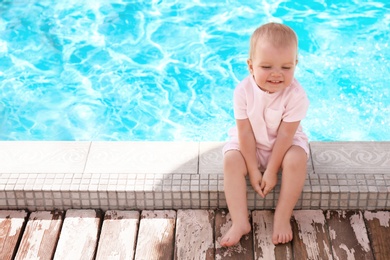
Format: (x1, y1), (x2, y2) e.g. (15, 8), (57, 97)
(261, 66), (271, 69)
(282, 67), (291, 70)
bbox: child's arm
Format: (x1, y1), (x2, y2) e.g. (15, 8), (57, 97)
(237, 118), (265, 197)
(261, 121), (301, 196)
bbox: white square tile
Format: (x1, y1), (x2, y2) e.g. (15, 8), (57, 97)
(310, 141), (390, 174)
(0, 141), (90, 174)
(84, 141), (199, 174)
(199, 142), (224, 174)
(164, 200), (173, 208)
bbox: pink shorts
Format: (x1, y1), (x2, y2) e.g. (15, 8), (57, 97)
(222, 137), (309, 170)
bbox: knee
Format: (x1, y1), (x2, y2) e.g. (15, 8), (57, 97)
(223, 150), (248, 177)
(282, 146), (307, 172)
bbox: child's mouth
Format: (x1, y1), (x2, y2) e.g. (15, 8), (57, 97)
(268, 80), (282, 84)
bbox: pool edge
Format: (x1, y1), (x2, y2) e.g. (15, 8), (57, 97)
(0, 141), (389, 211)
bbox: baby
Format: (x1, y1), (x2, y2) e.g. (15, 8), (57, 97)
(221, 22), (309, 246)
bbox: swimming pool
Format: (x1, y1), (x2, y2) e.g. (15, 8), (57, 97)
(1, 0), (389, 141)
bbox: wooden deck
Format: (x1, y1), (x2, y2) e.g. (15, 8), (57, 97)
(1, 209), (389, 260)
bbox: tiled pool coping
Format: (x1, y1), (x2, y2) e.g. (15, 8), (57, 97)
(0, 141), (389, 211)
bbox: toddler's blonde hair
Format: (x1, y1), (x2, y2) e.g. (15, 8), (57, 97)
(249, 22), (298, 60)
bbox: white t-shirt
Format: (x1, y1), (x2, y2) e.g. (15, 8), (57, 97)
(229, 75), (309, 154)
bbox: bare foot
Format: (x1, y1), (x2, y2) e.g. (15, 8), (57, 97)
(272, 215), (293, 245)
(220, 223), (251, 247)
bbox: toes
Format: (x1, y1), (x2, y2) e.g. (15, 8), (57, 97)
(279, 234), (285, 244)
(220, 239), (228, 247)
(221, 238), (235, 247)
(221, 234), (234, 247)
(273, 233), (293, 245)
(220, 225), (251, 247)
(272, 235), (279, 245)
(283, 234), (289, 244)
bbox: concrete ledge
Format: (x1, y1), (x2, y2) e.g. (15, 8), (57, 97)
(0, 141), (389, 211)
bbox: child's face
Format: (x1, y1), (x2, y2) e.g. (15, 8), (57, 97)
(247, 41), (297, 93)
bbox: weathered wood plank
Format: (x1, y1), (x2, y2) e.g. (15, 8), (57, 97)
(53, 209), (102, 260)
(326, 210), (374, 260)
(96, 210), (140, 260)
(174, 210), (215, 260)
(252, 210), (292, 260)
(134, 210), (176, 260)
(0, 210), (28, 260)
(14, 211), (63, 260)
(215, 209), (253, 260)
(292, 210), (333, 260)
(364, 211), (390, 260)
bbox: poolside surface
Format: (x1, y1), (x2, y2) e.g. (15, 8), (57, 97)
(1, 141), (390, 259)
(0, 141), (389, 211)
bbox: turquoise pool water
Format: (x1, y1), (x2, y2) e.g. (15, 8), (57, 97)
(1, 0), (389, 141)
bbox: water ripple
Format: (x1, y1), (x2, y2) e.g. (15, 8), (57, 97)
(0, 0), (389, 141)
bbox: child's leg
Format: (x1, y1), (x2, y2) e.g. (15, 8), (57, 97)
(220, 150), (251, 247)
(273, 145), (307, 245)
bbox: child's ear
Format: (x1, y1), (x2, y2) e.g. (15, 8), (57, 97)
(296, 59), (299, 65)
(247, 59), (253, 73)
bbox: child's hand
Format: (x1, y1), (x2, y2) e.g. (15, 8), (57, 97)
(249, 169), (265, 198)
(260, 170), (278, 197)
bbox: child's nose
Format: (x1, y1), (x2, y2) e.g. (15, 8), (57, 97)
(271, 70), (282, 76)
